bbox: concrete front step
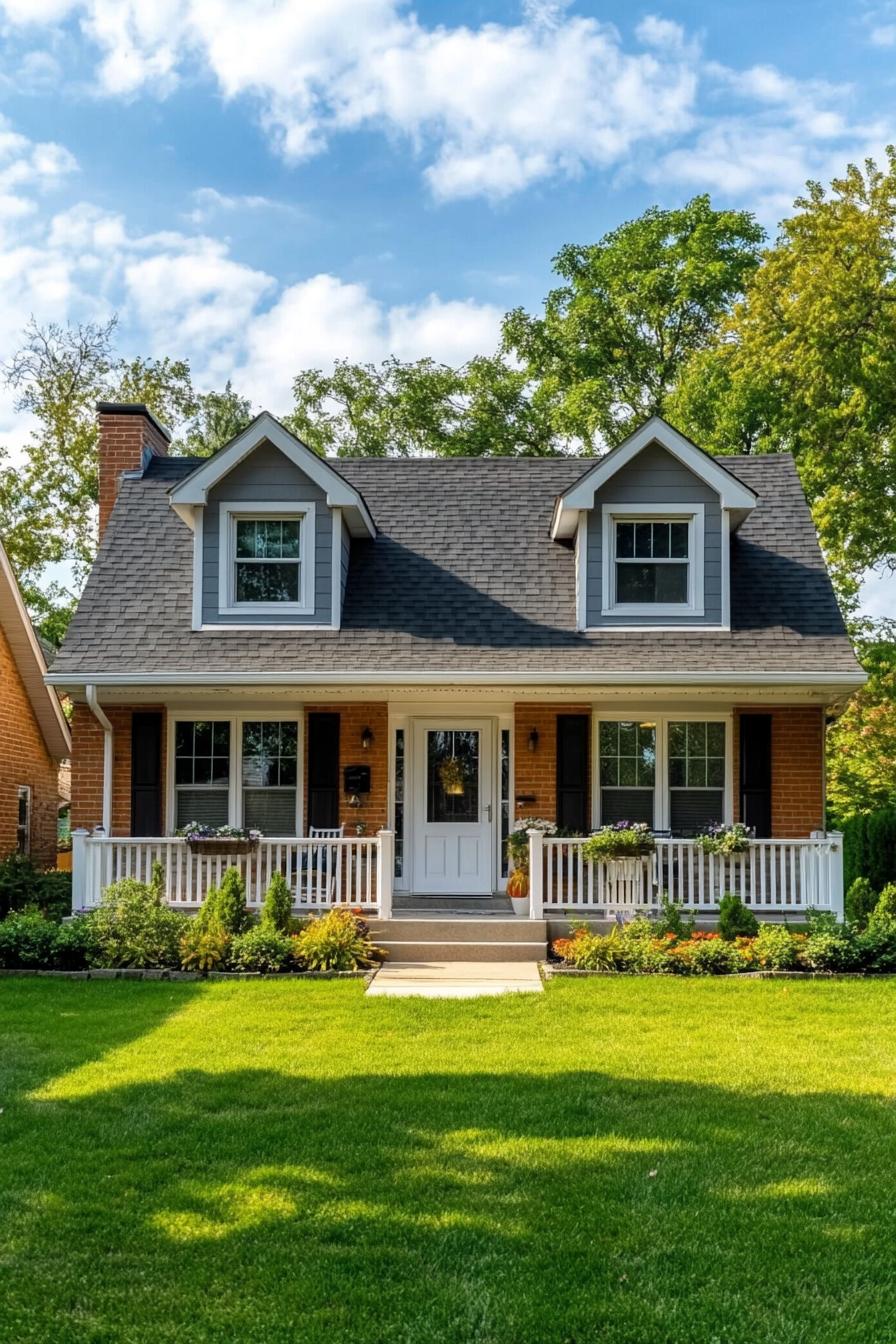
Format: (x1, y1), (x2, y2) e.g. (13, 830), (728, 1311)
(368, 917), (548, 963)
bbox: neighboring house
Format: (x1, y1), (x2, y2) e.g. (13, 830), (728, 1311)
(0, 541), (71, 869)
(48, 404), (865, 939)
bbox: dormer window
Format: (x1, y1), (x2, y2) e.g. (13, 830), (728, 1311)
(218, 501), (316, 616)
(601, 503), (704, 617)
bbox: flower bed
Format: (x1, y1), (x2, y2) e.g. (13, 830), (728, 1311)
(551, 888), (896, 976)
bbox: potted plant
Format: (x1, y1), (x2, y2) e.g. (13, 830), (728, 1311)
(582, 822), (655, 892)
(176, 823), (261, 854)
(694, 823), (752, 856)
(505, 818), (557, 915)
(438, 756), (466, 795)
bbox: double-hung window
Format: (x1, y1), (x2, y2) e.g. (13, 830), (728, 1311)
(16, 786), (31, 854)
(219, 502), (315, 615)
(598, 721), (656, 826)
(602, 506), (703, 616)
(668, 720), (726, 834)
(173, 718), (300, 835)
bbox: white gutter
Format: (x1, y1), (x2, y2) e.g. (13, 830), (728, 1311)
(47, 669), (867, 688)
(85, 684), (113, 834)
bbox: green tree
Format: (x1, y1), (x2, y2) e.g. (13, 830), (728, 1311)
(287, 353), (556, 458)
(827, 623), (896, 821)
(178, 381), (254, 457)
(672, 153), (896, 605)
(503, 195), (764, 450)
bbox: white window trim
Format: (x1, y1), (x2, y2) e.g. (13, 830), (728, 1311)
(167, 713), (304, 836)
(600, 502), (704, 618)
(16, 784), (31, 855)
(592, 712), (732, 832)
(217, 500), (316, 617)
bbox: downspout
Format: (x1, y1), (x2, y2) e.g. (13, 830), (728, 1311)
(85, 684), (113, 834)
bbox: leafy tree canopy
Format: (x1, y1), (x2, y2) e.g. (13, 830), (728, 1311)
(827, 622), (896, 821)
(503, 194), (765, 449)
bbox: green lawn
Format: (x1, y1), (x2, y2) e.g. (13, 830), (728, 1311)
(1, 979), (896, 1344)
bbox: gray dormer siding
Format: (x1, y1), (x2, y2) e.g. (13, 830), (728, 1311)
(585, 442), (723, 627)
(202, 441), (333, 626)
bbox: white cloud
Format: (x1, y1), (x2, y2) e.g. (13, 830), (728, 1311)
(870, 23), (896, 45)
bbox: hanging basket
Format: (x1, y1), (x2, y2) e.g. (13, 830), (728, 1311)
(439, 757), (466, 795)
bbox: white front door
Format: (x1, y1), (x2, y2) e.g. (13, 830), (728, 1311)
(412, 721), (494, 895)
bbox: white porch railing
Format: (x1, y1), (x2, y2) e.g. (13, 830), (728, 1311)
(72, 831), (394, 917)
(528, 830), (844, 920)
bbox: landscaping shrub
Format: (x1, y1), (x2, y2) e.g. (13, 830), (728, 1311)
(194, 867), (249, 935)
(88, 879), (188, 968)
(0, 912), (58, 968)
(856, 924), (896, 973)
(845, 877), (878, 930)
(0, 853), (41, 919)
(53, 917), (96, 970)
(35, 871), (73, 922)
(754, 923), (800, 970)
(868, 883), (896, 932)
(229, 925), (294, 973)
(292, 909), (383, 971)
(842, 806), (896, 893)
(718, 893), (759, 940)
(652, 896), (694, 940)
(179, 922), (231, 972)
(261, 872), (293, 933)
(800, 911), (859, 972)
(667, 933), (742, 976)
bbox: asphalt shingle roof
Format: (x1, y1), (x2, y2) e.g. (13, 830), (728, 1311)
(50, 451), (861, 680)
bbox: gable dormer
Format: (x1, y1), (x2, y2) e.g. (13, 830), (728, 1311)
(552, 418), (757, 631)
(168, 413), (375, 631)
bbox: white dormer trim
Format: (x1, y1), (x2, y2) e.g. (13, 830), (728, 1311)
(551, 416), (757, 541)
(168, 411), (376, 539)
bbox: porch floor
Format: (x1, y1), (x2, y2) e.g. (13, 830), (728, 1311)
(392, 893), (514, 917)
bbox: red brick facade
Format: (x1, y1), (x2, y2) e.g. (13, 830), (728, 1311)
(98, 406), (170, 539)
(305, 703), (389, 834)
(732, 705), (824, 837)
(513, 703), (591, 823)
(69, 699), (826, 843)
(0, 621), (61, 867)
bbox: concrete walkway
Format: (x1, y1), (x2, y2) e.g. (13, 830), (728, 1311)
(366, 961), (543, 998)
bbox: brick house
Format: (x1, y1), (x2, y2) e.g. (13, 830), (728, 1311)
(0, 540), (71, 868)
(49, 405), (864, 945)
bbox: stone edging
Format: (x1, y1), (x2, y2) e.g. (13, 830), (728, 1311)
(0, 968), (373, 982)
(541, 963), (896, 980)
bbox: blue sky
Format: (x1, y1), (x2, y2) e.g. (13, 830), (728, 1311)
(0, 0), (894, 612)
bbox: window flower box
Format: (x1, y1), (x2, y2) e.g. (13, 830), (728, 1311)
(176, 824), (261, 855)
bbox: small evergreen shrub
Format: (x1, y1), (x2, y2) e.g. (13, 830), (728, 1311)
(88, 879), (188, 968)
(53, 917), (96, 970)
(195, 867), (249, 935)
(292, 909), (383, 971)
(229, 925), (294, 973)
(718, 893), (759, 940)
(856, 925), (896, 973)
(652, 896), (694, 939)
(869, 883), (896, 933)
(846, 877), (877, 929)
(753, 923), (800, 970)
(0, 912), (58, 968)
(261, 872), (293, 933)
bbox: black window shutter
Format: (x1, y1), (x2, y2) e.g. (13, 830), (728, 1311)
(131, 712), (162, 836)
(556, 714), (589, 834)
(307, 712), (340, 830)
(739, 714), (772, 839)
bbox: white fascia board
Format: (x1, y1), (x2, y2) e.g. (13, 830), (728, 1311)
(168, 411), (376, 538)
(46, 669), (866, 690)
(551, 416), (757, 539)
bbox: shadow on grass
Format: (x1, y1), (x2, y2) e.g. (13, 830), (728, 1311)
(2, 1062), (895, 1343)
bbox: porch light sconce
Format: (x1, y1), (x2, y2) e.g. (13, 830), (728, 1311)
(347, 793), (362, 809)
(361, 726), (373, 750)
(528, 727), (539, 753)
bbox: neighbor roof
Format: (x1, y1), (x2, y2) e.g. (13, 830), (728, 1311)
(0, 541), (71, 759)
(48, 451), (862, 687)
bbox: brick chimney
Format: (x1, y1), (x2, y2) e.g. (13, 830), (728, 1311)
(97, 402), (171, 540)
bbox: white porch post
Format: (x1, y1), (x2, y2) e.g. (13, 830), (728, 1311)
(376, 829), (394, 919)
(528, 828), (544, 919)
(71, 828), (88, 912)
(828, 830), (845, 922)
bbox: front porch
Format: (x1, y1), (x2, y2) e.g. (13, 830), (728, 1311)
(71, 826), (844, 922)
